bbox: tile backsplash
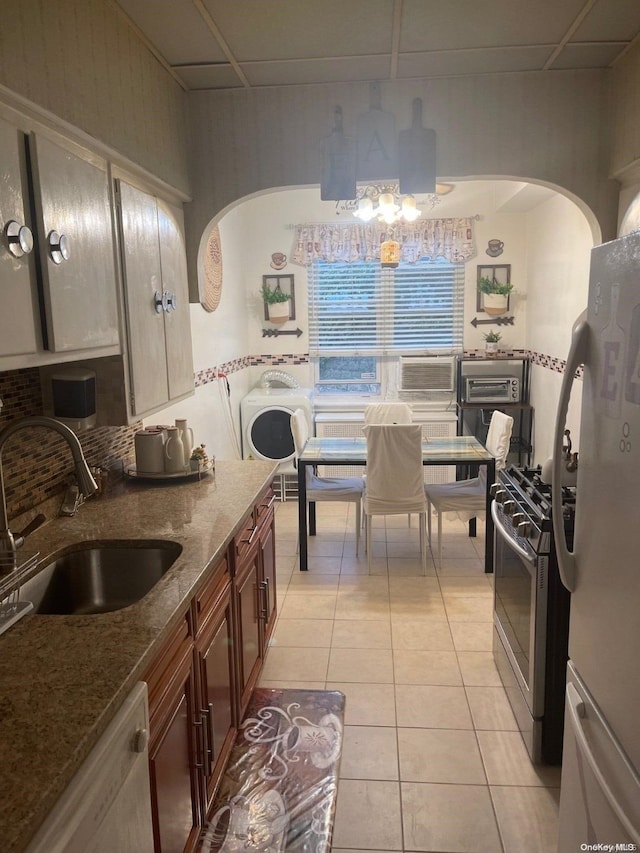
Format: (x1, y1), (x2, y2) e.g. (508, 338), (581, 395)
(0, 368), (139, 521)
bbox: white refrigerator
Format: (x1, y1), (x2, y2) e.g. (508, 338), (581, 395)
(553, 231), (640, 849)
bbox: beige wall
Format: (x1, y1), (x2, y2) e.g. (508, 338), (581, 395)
(0, 0), (190, 195)
(186, 71), (620, 294)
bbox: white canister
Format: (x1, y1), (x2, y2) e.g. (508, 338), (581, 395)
(175, 419), (193, 463)
(164, 427), (186, 474)
(134, 429), (166, 474)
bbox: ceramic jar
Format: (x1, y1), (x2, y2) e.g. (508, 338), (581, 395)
(164, 427), (186, 473)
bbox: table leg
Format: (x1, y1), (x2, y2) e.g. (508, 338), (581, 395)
(484, 458), (496, 573)
(298, 463), (308, 571)
(468, 518), (477, 538)
(309, 501), (316, 536)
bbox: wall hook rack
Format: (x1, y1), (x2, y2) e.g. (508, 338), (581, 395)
(261, 327), (304, 338)
(470, 316), (514, 327)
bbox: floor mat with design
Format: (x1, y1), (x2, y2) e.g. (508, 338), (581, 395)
(199, 688), (345, 852)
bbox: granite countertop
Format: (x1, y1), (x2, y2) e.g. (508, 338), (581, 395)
(0, 459), (277, 853)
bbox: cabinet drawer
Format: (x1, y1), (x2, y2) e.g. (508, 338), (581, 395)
(143, 611), (192, 722)
(234, 511), (258, 565)
(193, 554), (230, 637)
(255, 484), (276, 532)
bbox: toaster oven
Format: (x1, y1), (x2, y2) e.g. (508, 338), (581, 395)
(463, 375), (521, 403)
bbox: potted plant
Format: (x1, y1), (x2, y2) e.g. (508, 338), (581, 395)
(261, 282), (291, 324)
(483, 330), (502, 354)
(478, 276), (514, 315)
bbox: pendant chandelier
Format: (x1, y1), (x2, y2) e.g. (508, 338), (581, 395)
(352, 182), (454, 225)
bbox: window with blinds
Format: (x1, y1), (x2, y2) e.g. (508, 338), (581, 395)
(309, 258), (464, 393)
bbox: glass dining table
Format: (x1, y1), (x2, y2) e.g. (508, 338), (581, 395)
(297, 435), (496, 572)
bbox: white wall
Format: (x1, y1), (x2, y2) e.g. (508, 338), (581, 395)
(525, 193), (594, 463)
(150, 180), (595, 464)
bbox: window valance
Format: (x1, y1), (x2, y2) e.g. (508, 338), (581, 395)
(291, 218), (476, 266)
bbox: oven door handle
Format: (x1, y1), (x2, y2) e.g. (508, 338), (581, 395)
(552, 310), (588, 593)
(491, 502), (536, 564)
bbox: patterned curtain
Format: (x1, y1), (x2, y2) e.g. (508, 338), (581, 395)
(291, 218), (476, 265)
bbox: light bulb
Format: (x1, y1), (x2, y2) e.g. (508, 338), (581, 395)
(401, 196), (421, 222)
(354, 197), (375, 221)
(378, 193), (398, 213)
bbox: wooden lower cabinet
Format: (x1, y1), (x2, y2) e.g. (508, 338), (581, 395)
(146, 621), (200, 853)
(144, 483), (276, 852)
(195, 580), (236, 817)
(235, 542), (263, 716)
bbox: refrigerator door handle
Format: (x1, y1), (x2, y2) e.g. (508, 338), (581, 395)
(552, 310), (589, 592)
(567, 682), (640, 844)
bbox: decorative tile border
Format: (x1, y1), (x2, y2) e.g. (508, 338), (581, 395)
(194, 354), (309, 387)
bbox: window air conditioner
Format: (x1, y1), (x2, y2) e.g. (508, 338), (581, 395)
(399, 356), (456, 397)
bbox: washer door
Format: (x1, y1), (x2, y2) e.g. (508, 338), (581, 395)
(247, 406), (296, 463)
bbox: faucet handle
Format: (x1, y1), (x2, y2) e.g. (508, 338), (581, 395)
(60, 484), (83, 517)
(15, 513), (46, 543)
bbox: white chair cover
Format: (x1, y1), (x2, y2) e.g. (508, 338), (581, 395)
(362, 424), (428, 571)
(363, 424), (427, 514)
(364, 402), (412, 425)
(425, 410), (513, 566)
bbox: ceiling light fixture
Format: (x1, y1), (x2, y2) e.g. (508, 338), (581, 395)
(351, 182), (454, 224)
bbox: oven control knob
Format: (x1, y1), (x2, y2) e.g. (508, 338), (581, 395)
(512, 512), (526, 526)
(518, 520), (532, 537)
(502, 500), (516, 516)
(492, 488), (508, 502)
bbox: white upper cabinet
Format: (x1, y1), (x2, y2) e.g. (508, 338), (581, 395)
(0, 116), (41, 358)
(0, 109), (121, 369)
(29, 133), (119, 353)
(157, 199), (194, 402)
(117, 179), (194, 418)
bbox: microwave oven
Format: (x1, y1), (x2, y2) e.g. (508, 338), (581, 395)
(463, 375), (521, 403)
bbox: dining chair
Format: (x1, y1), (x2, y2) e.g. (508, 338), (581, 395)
(362, 423), (429, 572)
(424, 410), (513, 569)
(290, 409), (364, 555)
(364, 402), (414, 526)
(363, 402), (413, 425)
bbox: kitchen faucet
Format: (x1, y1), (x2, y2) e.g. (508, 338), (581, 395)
(0, 416), (98, 575)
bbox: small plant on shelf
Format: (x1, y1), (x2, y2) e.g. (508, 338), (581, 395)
(483, 330), (502, 343)
(483, 330), (501, 354)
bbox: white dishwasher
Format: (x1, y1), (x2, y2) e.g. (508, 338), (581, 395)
(27, 681), (154, 853)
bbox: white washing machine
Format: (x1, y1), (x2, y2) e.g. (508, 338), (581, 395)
(240, 387), (314, 477)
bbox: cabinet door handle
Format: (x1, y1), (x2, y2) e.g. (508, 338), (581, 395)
(47, 230), (70, 264)
(165, 291), (177, 312)
(5, 221), (34, 257)
(154, 290), (164, 314)
(260, 494), (276, 511)
(240, 524), (257, 547)
(263, 577), (270, 622)
(200, 708), (213, 778)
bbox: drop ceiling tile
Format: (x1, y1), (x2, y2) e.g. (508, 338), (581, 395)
(174, 65), (245, 90)
(242, 56), (391, 88)
(201, 0), (394, 61)
(400, 0), (586, 51)
(572, 0), (640, 42)
(397, 46), (554, 79)
(116, 0), (226, 64)
(549, 43), (627, 69)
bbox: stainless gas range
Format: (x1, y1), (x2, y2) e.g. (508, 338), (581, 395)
(491, 465), (574, 765)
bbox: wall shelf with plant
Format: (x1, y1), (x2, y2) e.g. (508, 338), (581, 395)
(477, 264), (513, 315)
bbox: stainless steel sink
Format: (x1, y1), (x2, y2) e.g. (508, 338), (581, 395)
(20, 540), (182, 615)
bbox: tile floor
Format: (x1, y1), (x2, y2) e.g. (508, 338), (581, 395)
(261, 499), (561, 853)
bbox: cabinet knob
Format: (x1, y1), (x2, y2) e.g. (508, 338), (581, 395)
(131, 727), (149, 753)
(47, 230), (70, 264)
(154, 290), (164, 314)
(5, 221), (34, 258)
(165, 291), (177, 312)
